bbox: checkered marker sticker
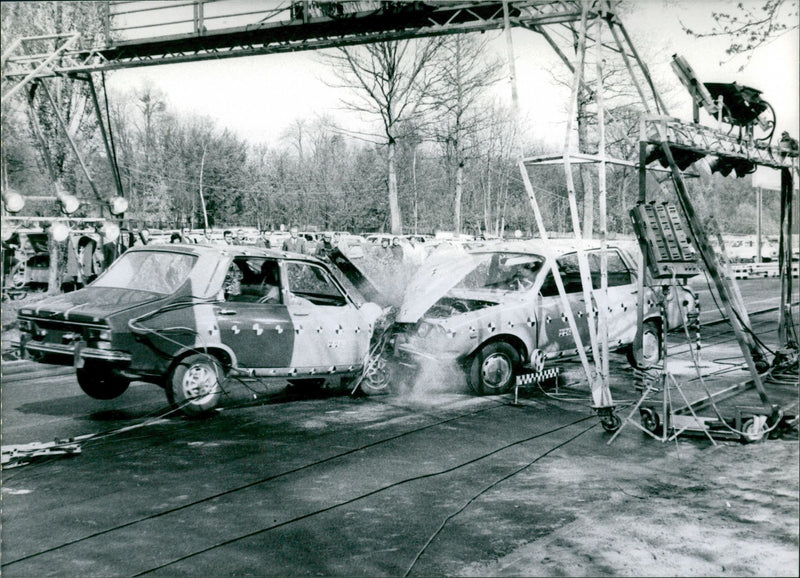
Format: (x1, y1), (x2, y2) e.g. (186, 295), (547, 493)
(515, 367), (560, 385)
(487, 322), (496, 333)
(295, 324), (304, 335)
(231, 325), (240, 335)
(526, 317), (536, 327)
(275, 325), (284, 334)
(253, 323), (263, 336)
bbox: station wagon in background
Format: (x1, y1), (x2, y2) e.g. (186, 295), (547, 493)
(18, 245), (383, 415)
(390, 241), (697, 395)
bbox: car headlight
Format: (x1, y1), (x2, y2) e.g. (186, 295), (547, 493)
(416, 321), (447, 339)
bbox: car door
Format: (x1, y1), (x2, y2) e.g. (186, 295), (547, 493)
(282, 260), (369, 370)
(215, 257), (294, 368)
(586, 249), (638, 347)
(536, 254), (592, 358)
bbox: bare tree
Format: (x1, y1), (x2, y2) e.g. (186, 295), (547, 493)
(322, 38), (442, 234)
(681, 0), (798, 69)
(430, 34), (502, 234)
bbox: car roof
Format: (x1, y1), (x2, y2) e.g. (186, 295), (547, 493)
(466, 238), (628, 259)
(123, 243), (329, 264)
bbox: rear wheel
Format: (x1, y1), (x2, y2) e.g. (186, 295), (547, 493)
(627, 320), (662, 369)
(76, 366), (130, 400)
(468, 342), (519, 395)
(167, 354), (224, 416)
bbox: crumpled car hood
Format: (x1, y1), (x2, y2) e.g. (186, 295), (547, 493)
(396, 250), (487, 323)
(19, 287), (161, 324)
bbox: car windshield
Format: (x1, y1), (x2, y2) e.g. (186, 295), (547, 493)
(455, 253), (545, 292)
(94, 250), (196, 294)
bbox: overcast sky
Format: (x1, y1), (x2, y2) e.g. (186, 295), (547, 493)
(108, 0), (799, 150)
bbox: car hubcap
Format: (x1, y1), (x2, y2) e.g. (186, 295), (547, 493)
(183, 363), (218, 404)
(364, 357), (390, 389)
(481, 353), (511, 389)
(642, 330), (659, 364)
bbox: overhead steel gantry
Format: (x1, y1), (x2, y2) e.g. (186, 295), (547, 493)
(3, 0), (609, 87)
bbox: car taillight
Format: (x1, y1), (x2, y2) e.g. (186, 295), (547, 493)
(87, 328), (112, 342)
(19, 318), (46, 338)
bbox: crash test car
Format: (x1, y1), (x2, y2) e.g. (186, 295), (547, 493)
(389, 241), (697, 395)
(18, 244), (383, 415)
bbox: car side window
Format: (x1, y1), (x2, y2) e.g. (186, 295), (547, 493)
(540, 250), (632, 297)
(285, 262), (347, 307)
(226, 258), (282, 304)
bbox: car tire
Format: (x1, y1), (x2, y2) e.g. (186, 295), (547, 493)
(76, 366), (130, 400)
(468, 341), (519, 395)
(627, 320), (662, 369)
(359, 355), (394, 395)
(167, 354), (224, 416)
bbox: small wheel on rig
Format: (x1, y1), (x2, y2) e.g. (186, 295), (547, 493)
(627, 320), (662, 369)
(640, 407), (661, 434)
(601, 413), (622, 433)
(167, 354), (224, 417)
(741, 416), (768, 443)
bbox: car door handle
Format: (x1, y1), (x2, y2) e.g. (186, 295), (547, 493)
(294, 311), (310, 317)
(215, 308), (237, 316)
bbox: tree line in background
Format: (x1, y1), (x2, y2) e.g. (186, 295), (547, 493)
(1, 1), (786, 240)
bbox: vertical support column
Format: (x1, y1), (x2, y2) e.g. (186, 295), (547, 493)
(562, 1), (605, 399)
(756, 187), (762, 264)
(595, 14), (610, 383)
(502, 0), (522, 159)
(778, 167), (794, 345)
(194, 0), (205, 35)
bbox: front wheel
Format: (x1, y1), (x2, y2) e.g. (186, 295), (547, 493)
(77, 366), (130, 400)
(167, 354), (224, 416)
(359, 355), (393, 395)
(627, 320), (662, 369)
(468, 342), (519, 395)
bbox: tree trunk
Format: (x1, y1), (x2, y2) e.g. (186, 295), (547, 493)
(581, 165), (594, 238)
(577, 108), (594, 238)
(454, 161), (464, 234)
(387, 138), (402, 234)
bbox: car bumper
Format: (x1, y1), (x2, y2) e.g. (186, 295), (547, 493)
(22, 339), (132, 366)
(394, 341), (462, 366)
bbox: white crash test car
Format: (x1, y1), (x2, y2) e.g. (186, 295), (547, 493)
(389, 241), (696, 394)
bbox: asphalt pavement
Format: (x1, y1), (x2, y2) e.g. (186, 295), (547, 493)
(1, 276), (797, 576)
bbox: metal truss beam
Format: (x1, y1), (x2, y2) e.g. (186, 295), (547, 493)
(642, 115), (798, 171)
(1, 1), (602, 79)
